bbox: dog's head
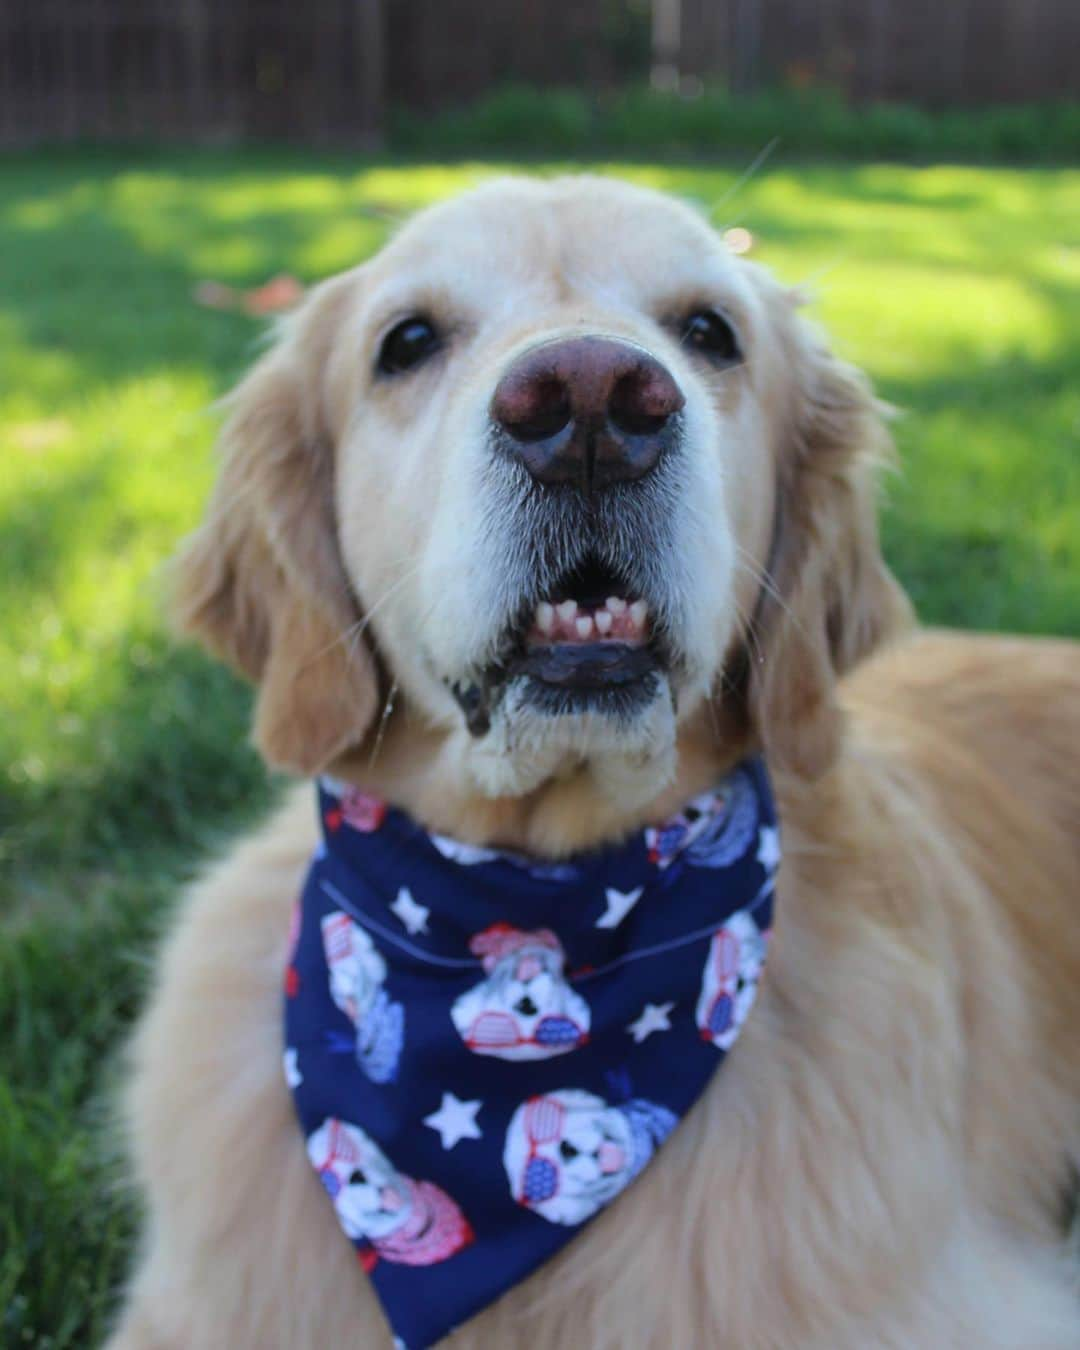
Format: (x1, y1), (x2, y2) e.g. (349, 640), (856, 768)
(503, 1089), (676, 1226)
(451, 924), (591, 1060)
(307, 1119), (413, 1242)
(174, 176), (908, 820)
(321, 911), (386, 1025)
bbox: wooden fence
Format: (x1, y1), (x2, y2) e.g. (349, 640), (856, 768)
(0, 0), (648, 145)
(674, 0), (1080, 105)
(1, 0), (386, 144)
(0, 0), (1075, 146)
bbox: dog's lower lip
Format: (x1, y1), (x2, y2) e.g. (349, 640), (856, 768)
(508, 641), (660, 689)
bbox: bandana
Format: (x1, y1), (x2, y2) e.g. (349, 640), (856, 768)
(285, 757), (778, 1349)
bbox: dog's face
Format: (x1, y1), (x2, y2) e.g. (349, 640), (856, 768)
(503, 1089), (637, 1225)
(696, 911), (769, 1051)
(307, 1120), (412, 1242)
(175, 176), (906, 826)
(451, 929), (591, 1060)
(321, 911), (386, 1025)
(330, 178), (777, 802)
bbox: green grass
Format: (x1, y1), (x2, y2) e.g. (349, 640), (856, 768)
(2, 149), (1078, 1346)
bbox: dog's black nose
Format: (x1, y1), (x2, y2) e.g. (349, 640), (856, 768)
(490, 336), (684, 492)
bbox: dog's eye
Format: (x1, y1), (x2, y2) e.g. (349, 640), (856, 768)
(377, 316), (441, 375)
(559, 1141), (579, 1161)
(680, 309), (741, 365)
(348, 1168), (367, 1186)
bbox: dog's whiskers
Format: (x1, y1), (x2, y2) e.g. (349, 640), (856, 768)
(733, 546), (813, 650)
(712, 137), (780, 226)
(367, 679), (399, 768)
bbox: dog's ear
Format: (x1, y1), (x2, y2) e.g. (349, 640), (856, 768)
(746, 306), (912, 779)
(171, 273), (379, 774)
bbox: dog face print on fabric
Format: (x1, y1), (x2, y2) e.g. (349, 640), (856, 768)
(503, 1089), (677, 1226)
(323, 785), (388, 835)
(307, 1119), (472, 1265)
(321, 911), (405, 1082)
(696, 910), (769, 1051)
(645, 769), (758, 872)
(451, 923), (591, 1060)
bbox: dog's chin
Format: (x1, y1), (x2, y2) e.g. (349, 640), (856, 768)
(458, 665), (679, 809)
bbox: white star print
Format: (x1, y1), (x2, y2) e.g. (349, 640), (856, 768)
(283, 1047), (302, 1088)
(390, 886), (430, 935)
(423, 1092), (483, 1150)
(627, 1001), (675, 1043)
(596, 885), (644, 929)
(756, 825), (781, 873)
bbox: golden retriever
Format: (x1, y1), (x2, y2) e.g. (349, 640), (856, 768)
(107, 176), (1080, 1349)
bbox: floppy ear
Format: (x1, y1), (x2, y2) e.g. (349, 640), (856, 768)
(746, 307), (913, 779)
(171, 274), (380, 774)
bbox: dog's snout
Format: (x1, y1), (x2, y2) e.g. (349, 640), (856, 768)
(490, 336), (684, 492)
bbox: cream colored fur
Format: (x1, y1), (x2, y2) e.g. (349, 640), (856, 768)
(107, 178), (1080, 1349)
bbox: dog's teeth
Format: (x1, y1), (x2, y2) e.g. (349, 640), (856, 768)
(575, 615), (594, 639)
(606, 596), (627, 615)
(556, 599), (578, 621)
(595, 610), (613, 635)
(629, 600), (648, 628)
(536, 602), (555, 634)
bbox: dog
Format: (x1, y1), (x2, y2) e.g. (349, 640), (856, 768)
(503, 1089), (676, 1226)
(107, 176), (1080, 1349)
(320, 910), (405, 1082)
(450, 923), (592, 1060)
(306, 1117), (473, 1267)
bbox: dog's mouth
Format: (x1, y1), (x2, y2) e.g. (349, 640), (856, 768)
(512, 554), (657, 688)
(452, 555), (668, 732)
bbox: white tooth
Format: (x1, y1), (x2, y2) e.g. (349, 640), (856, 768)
(595, 610), (613, 635)
(536, 602), (555, 634)
(556, 599), (578, 621)
(629, 600), (648, 628)
(606, 596), (627, 615)
(575, 615), (594, 639)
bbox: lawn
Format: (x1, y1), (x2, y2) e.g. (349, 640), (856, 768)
(2, 150), (1078, 1347)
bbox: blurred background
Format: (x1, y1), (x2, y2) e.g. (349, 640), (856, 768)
(3, 0), (1080, 146)
(2, 3), (1078, 1346)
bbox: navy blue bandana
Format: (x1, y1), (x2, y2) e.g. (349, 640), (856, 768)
(284, 757), (779, 1349)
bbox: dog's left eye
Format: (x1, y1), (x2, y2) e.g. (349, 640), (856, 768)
(377, 316), (441, 375)
(680, 309), (741, 365)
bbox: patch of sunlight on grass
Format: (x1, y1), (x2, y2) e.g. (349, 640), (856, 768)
(808, 266), (1060, 376)
(0, 367), (217, 785)
(350, 163), (497, 206)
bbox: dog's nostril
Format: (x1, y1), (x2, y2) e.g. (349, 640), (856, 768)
(506, 384), (572, 443)
(609, 376), (673, 437)
(609, 367), (685, 436)
(492, 376), (572, 444)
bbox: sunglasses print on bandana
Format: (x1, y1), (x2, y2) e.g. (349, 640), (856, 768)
(520, 1097), (564, 1203)
(503, 1089), (676, 1227)
(308, 1118), (473, 1267)
(695, 911), (769, 1052)
(451, 923), (591, 1061)
(645, 769), (758, 873)
(321, 911), (405, 1083)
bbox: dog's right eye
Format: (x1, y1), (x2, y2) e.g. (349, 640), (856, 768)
(559, 1141), (579, 1161)
(348, 1168), (367, 1186)
(377, 316), (441, 375)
